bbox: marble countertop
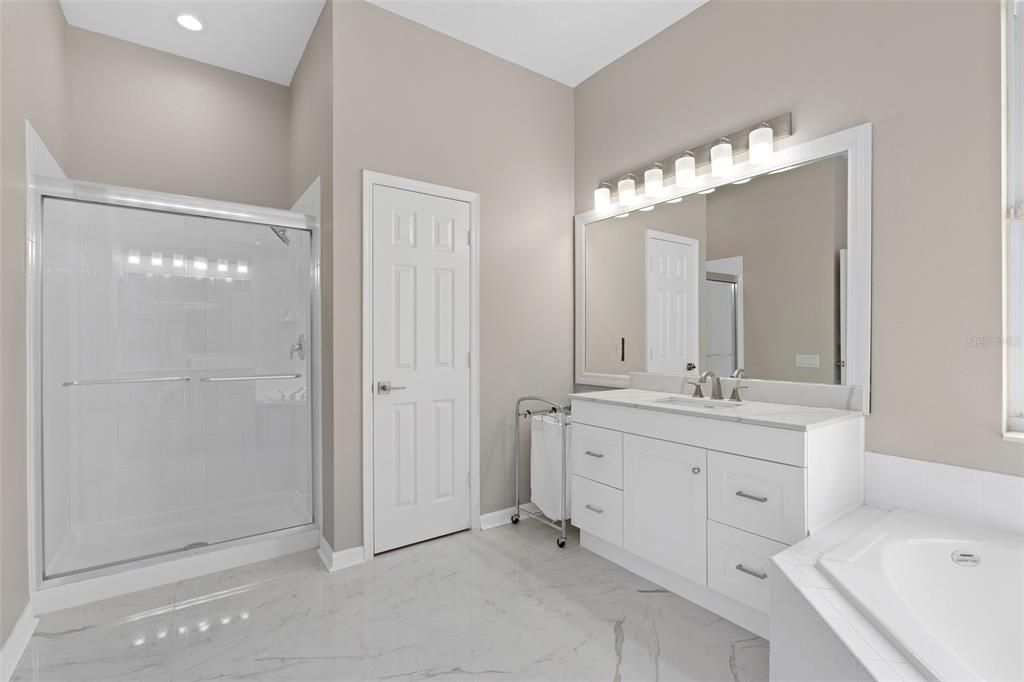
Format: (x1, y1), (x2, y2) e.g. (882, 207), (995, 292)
(568, 388), (863, 432)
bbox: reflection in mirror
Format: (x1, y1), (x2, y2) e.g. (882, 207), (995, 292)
(585, 155), (848, 384)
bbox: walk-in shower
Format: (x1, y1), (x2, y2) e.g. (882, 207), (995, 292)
(30, 179), (319, 586)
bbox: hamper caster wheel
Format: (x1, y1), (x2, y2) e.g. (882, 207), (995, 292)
(556, 537), (566, 548)
(511, 514), (520, 524)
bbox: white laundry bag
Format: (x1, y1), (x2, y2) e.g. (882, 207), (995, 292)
(529, 414), (572, 521)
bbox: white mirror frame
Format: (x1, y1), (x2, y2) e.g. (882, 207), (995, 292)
(574, 123), (872, 410)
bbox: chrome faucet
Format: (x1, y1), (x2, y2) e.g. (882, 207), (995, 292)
(699, 370), (724, 400)
(730, 368), (747, 379)
(289, 334), (306, 361)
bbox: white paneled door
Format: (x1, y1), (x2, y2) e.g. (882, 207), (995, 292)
(371, 184), (472, 553)
(645, 230), (699, 376)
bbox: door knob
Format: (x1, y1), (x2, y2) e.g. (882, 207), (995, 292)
(376, 380), (406, 395)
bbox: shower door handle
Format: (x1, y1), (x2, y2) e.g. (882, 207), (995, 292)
(201, 374), (302, 383)
(62, 376), (191, 387)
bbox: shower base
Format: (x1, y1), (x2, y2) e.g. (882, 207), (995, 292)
(45, 491), (311, 579)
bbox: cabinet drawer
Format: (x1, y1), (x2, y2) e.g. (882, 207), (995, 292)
(708, 450), (806, 544)
(708, 521), (788, 615)
(571, 475), (622, 547)
(571, 423), (623, 489)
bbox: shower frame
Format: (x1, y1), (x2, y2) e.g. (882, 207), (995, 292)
(25, 176), (324, 612)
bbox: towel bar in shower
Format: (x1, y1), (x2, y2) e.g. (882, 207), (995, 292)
(201, 374), (302, 382)
(62, 376), (191, 387)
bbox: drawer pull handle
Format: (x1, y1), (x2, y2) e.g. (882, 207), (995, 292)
(584, 450), (605, 459)
(735, 490), (768, 503)
(584, 504), (605, 514)
(735, 564), (768, 580)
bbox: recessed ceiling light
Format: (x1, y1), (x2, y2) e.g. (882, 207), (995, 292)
(176, 14), (203, 31)
(639, 205), (655, 212)
(732, 178), (752, 185)
(666, 197), (683, 204)
(698, 188), (716, 195)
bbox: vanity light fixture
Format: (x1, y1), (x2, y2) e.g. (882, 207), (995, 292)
(710, 138), (733, 177)
(618, 174), (638, 205)
(151, 252), (163, 266)
(176, 13), (203, 31)
(127, 250), (140, 265)
(698, 187), (716, 195)
(643, 164), (664, 197)
(172, 254), (185, 268)
(217, 259), (229, 273)
(674, 153), (696, 186)
(748, 123), (774, 164)
(593, 184), (612, 211)
(237, 260), (248, 274)
(193, 256), (208, 271)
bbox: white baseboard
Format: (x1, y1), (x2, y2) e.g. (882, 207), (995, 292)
(32, 527), (319, 615)
(317, 537), (365, 572)
(479, 506), (516, 530)
(580, 531), (769, 640)
(0, 604), (38, 682)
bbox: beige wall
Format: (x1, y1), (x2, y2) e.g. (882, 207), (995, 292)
(575, 0), (1023, 477)
(331, 1), (575, 549)
(1, 0), (68, 647)
(289, 3), (335, 545)
(65, 26), (291, 208)
(707, 157), (846, 384)
(586, 196), (707, 374)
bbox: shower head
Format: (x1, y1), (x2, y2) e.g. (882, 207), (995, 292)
(270, 226), (290, 245)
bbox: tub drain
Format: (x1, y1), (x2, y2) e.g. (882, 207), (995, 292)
(951, 550), (981, 567)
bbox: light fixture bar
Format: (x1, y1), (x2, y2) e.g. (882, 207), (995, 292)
(596, 112), (792, 194)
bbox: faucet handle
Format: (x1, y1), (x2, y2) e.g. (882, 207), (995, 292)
(686, 380), (704, 399)
(729, 385), (750, 402)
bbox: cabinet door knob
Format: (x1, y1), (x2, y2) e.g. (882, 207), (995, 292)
(691, 466), (701, 475)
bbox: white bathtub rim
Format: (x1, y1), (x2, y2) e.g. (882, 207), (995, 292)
(773, 506), (923, 682)
(817, 507), (1023, 682)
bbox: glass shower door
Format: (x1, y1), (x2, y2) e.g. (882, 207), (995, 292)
(196, 217), (313, 549)
(40, 197), (313, 579)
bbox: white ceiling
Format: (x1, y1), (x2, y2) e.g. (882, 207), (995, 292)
(59, 0), (326, 86)
(366, 0), (709, 87)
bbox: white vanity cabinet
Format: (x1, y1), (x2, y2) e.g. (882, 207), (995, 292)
(568, 390), (864, 639)
(622, 435), (707, 585)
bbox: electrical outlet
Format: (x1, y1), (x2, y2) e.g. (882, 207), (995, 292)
(795, 354), (820, 368)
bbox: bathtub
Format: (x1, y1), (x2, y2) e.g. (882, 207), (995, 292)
(818, 508), (1024, 682)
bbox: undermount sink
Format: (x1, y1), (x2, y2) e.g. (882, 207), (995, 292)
(648, 396), (741, 410)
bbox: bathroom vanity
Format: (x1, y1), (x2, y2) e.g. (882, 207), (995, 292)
(568, 388), (864, 638)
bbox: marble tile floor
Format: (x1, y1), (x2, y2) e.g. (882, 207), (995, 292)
(14, 520), (769, 681)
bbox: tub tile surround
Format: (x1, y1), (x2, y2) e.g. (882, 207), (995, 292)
(770, 507), (924, 682)
(12, 521), (768, 682)
(865, 451), (1024, 537)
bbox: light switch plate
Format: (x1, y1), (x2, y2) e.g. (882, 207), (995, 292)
(795, 354), (820, 368)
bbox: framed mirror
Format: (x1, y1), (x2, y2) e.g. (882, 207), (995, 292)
(574, 124), (871, 408)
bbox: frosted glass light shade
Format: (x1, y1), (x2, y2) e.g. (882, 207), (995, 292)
(127, 250), (140, 265)
(594, 185), (612, 211)
(749, 125), (774, 164)
(675, 154), (696, 186)
(710, 140), (733, 177)
(618, 176), (637, 205)
(644, 166), (664, 197)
